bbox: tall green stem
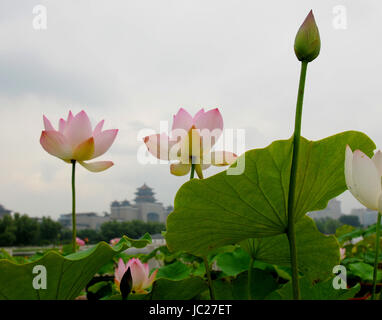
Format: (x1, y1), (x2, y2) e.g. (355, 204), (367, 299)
(287, 61), (308, 300)
(372, 212), (382, 300)
(190, 163), (195, 179)
(248, 257), (255, 300)
(203, 257), (215, 300)
(71, 160), (77, 253)
(190, 163), (215, 300)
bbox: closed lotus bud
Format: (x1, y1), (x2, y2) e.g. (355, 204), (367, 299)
(294, 10), (321, 62)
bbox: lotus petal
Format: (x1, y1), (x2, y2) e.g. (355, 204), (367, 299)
(40, 131), (72, 160)
(79, 160), (114, 172)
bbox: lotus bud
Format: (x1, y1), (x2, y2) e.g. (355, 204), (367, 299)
(294, 10), (321, 62)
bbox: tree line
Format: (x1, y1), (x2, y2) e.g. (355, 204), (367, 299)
(78, 220), (166, 244)
(0, 213), (165, 246)
(314, 215), (361, 235)
(1, 212), (360, 246)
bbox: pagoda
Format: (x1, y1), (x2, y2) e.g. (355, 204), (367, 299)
(134, 183), (156, 203)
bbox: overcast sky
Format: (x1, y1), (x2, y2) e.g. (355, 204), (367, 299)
(1, 0), (381, 219)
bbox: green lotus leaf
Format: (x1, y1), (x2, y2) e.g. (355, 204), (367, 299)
(241, 216), (340, 281)
(214, 269), (279, 300)
(214, 247), (251, 277)
(0, 234), (151, 300)
(266, 277), (360, 300)
(166, 131), (375, 256)
(348, 262), (382, 282)
(149, 277), (208, 300)
(156, 261), (191, 281)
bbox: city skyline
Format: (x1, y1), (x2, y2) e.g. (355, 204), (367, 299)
(0, 193), (370, 221)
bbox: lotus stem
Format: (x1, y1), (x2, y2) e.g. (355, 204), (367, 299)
(372, 212), (382, 300)
(203, 256), (215, 300)
(71, 160), (77, 253)
(248, 257), (255, 300)
(190, 163), (195, 179)
(287, 60), (308, 300)
(190, 163), (215, 300)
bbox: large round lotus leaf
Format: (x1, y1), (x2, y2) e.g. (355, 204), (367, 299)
(166, 131), (375, 256)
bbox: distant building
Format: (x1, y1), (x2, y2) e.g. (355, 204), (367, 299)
(350, 208), (380, 227)
(307, 198), (343, 220)
(58, 212), (110, 230)
(58, 184), (172, 229)
(307, 198), (381, 227)
(111, 184), (171, 223)
(0, 204), (11, 219)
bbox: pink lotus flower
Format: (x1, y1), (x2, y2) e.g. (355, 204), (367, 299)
(143, 108), (237, 178)
(40, 110), (118, 172)
(76, 237), (85, 246)
(114, 258), (158, 294)
(110, 238), (121, 246)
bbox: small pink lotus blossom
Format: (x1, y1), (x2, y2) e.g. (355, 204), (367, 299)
(143, 108), (237, 178)
(110, 238), (121, 246)
(340, 248), (346, 260)
(114, 258), (158, 294)
(76, 237), (85, 246)
(40, 110), (118, 172)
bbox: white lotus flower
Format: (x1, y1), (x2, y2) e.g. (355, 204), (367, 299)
(345, 145), (382, 211)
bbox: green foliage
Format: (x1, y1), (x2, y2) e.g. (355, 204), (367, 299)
(77, 229), (103, 243)
(214, 247), (251, 277)
(214, 269), (279, 300)
(156, 261), (191, 281)
(314, 217), (343, 234)
(241, 216), (340, 281)
(0, 214), (64, 246)
(38, 217), (63, 245)
(0, 215), (165, 247)
(100, 220), (165, 241)
(337, 223), (382, 284)
(339, 215), (361, 227)
(0, 131), (377, 300)
(267, 277), (360, 300)
(0, 234), (151, 300)
(166, 132), (375, 256)
(348, 262), (382, 282)
(0, 215), (17, 246)
(149, 277), (208, 300)
(336, 223), (380, 245)
(13, 213), (39, 245)
(335, 224), (356, 244)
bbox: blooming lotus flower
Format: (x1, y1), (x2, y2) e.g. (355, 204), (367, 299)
(110, 238), (121, 246)
(143, 108), (237, 178)
(345, 145), (382, 300)
(40, 110), (118, 172)
(345, 146), (382, 212)
(76, 237), (85, 246)
(114, 258), (158, 294)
